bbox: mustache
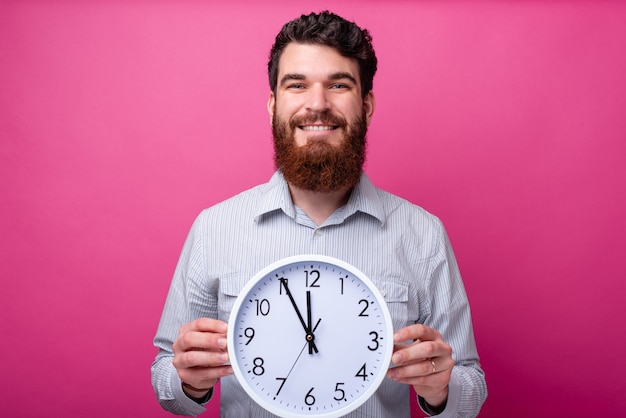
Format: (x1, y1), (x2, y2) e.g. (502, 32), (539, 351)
(289, 111), (347, 129)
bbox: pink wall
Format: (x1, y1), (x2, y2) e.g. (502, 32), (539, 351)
(1, 1), (625, 417)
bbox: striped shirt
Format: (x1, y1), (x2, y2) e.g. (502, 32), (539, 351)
(152, 171), (486, 417)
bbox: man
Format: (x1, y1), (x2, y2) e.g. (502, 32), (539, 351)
(152, 11), (486, 417)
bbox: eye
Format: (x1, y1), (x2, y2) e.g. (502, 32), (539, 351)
(330, 83), (349, 90)
(287, 83), (306, 90)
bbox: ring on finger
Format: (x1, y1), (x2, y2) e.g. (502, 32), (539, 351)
(430, 359), (436, 374)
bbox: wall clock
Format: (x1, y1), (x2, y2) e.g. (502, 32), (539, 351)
(227, 254), (394, 417)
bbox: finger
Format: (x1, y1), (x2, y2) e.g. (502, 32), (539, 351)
(394, 324), (442, 344)
(174, 347), (230, 370)
(174, 329), (228, 353)
(387, 357), (453, 385)
(395, 358), (445, 377)
(392, 340), (436, 365)
(178, 364), (234, 390)
(392, 339), (454, 366)
(390, 367), (451, 390)
(179, 318), (228, 335)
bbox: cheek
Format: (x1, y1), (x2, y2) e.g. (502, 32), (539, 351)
(274, 95), (303, 115)
(336, 98), (365, 119)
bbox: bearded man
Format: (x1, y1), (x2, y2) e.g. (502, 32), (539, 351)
(152, 11), (487, 418)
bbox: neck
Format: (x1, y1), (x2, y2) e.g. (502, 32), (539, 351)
(288, 184), (352, 226)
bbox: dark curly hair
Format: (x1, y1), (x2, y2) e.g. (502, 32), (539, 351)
(268, 11), (377, 98)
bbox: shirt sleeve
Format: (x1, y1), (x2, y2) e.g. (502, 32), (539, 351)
(417, 220), (488, 417)
(151, 212), (218, 416)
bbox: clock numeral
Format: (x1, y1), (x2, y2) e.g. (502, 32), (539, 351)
(243, 327), (255, 345)
(304, 387), (316, 406)
(305, 270), (320, 288)
(252, 357), (265, 376)
(367, 331), (379, 351)
(275, 377), (287, 397)
(333, 382), (346, 401)
(339, 277), (344, 295)
(279, 277), (288, 295)
(358, 299), (370, 317)
(254, 298), (270, 316)
(355, 363), (368, 381)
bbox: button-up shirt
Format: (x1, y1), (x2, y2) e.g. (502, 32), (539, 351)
(152, 171), (486, 417)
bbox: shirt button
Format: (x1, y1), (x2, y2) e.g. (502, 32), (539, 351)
(314, 229), (323, 236)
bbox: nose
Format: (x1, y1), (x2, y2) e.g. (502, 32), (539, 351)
(305, 84), (330, 113)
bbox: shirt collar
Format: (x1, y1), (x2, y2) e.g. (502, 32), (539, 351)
(254, 171), (386, 226)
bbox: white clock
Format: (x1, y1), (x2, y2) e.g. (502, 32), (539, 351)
(227, 254), (394, 418)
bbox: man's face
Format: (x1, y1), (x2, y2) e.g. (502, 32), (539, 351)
(268, 43), (375, 193)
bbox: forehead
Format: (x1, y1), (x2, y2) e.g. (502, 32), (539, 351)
(277, 42), (361, 83)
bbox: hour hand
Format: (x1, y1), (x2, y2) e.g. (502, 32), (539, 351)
(305, 290), (318, 354)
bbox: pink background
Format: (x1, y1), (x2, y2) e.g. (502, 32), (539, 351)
(1, 1), (625, 417)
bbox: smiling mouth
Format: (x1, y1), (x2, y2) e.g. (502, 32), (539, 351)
(299, 125), (338, 131)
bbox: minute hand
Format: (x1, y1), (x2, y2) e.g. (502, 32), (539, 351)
(280, 278), (318, 354)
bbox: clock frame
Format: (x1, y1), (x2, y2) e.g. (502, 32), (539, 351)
(227, 254), (394, 417)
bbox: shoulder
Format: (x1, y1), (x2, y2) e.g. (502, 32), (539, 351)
(201, 179), (271, 215)
(375, 186), (443, 230)
(184, 182), (268, 234)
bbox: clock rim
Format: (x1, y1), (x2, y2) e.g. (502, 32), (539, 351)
(227, 254), (394, 418)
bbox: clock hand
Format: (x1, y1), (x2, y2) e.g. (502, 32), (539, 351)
(306, 290), (317, 355)
(312, 317), (322, 332)
(278, 317), (322, 397)
(280, 278), (318, 354)
(274, 340), (308, 399)
(280, 278), (307, 330)
(286, 341), (308, 380)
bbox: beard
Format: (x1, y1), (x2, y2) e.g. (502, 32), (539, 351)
(272, 109), (368, 193)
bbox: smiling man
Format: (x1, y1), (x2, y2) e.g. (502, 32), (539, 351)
(270, 42), (374, 223)
(152, 11), (487, 417)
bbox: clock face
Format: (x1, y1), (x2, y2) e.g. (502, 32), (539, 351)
(227, 254), (394, 418)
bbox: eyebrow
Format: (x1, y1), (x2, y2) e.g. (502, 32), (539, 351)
(279, 72), (358, 87)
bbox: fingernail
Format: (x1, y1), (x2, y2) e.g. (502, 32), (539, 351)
(218, 338), (227, 348)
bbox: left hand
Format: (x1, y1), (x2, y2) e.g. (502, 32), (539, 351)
(387, 324), (454, 409)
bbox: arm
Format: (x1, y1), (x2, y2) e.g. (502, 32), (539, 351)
(151, 214), (233, 415)
(152, 319), (232, 416)
(387, 221), (487, 417)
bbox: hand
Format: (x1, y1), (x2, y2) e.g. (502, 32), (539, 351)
(280, 278), (318, 354)
(172, 318), (233, 396)
(386, 324), (454, 409)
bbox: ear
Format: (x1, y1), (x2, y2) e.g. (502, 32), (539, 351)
(267, 91), (276, 124)
(363, 91), (376, 126)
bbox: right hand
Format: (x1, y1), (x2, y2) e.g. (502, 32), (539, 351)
(172, 318), (233, 394)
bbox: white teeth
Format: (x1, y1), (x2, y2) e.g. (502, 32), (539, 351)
(301, 125), (334, 131)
